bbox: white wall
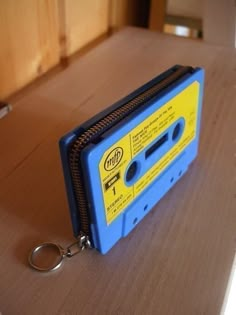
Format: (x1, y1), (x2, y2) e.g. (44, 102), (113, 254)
(167, 0), (203, 19)
(203, 0), (236, 47)
(167, 0), (236, 47)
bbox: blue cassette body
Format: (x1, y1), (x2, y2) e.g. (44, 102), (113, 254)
(60, 65), (204, 254)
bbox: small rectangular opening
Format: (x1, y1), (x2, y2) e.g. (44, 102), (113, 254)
(145, 133), (168, 159)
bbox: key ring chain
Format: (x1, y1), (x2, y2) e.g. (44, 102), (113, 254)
(28, 233), (92, 272)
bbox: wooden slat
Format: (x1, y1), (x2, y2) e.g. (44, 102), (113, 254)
(165, 14), (202, 30)
(0, 0), (60, 99)
(149, 0), (167, 31)
(61, 0), (110, 56)
(109, 0), (139, 32)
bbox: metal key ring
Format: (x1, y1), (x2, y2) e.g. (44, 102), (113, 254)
(28, 235), (92, 272)
(28, 243), (65, 272)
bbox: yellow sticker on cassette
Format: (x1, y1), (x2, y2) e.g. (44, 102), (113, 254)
(99, 81), (199, 224)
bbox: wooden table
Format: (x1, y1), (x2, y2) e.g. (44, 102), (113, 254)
(0, 27), (236, 315)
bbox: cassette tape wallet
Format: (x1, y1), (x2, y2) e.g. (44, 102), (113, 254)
(60, 65), (204, 254)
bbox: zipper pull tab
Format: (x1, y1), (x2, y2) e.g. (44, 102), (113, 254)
(28, 232), (92, 272)
(66, 232), (92, 257)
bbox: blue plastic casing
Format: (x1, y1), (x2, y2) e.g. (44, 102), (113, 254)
(59, 66), (204, 254)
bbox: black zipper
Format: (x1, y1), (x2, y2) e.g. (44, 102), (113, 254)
(69, 66), (194, 240)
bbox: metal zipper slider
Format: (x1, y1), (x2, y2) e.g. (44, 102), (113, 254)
(28, 232), (92, 272)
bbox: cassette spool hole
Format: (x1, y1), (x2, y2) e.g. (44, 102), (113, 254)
(126, 161), (138, 182)
(172, 122), (181, 141)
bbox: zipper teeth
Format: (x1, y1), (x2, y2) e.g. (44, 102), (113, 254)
(69, 66), (192, 237)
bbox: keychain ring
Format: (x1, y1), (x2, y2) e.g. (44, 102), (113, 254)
(28, 243), (64, 272)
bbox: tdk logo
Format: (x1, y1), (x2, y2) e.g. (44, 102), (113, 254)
(104, 147), (123, 171)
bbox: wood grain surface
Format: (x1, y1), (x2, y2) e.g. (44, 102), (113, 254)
(0, 0), (60, 99)
(0, 0), (110, 99)
(0, 27), (236, 315)
(59, 0), (110, 56)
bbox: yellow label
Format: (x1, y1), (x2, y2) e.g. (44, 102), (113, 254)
(99, 81), (199, 224)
